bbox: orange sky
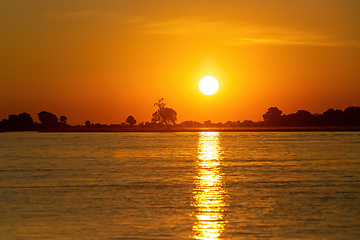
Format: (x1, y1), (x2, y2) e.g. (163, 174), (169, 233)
(1, 0), (360, 125)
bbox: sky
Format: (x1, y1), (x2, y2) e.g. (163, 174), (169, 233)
(1, 0), (360, 125)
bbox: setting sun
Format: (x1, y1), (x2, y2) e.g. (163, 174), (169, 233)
(199, 76), (219, 95)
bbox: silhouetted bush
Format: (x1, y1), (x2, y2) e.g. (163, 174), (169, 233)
(38, 111), (59, 127)
(181, 120), (203, 128)
(59, 116), (67, 124)
(126, 115), (137, 126)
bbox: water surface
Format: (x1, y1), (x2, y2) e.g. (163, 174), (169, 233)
(0, 132), (359, 239)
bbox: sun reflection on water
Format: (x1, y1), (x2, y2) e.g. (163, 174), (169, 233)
(192, 132), (227, 240)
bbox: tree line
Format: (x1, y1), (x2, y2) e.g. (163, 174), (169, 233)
(261, 106), (360, 127)
(1, 99), (359, 131)
(178, 105), (360, 128)
(0, 98), (178, 131)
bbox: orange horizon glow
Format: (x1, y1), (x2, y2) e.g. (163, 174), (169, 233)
(1, 1), (360, 125)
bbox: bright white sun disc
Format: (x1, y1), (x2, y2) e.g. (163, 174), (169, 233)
(199, 76), (219, 95)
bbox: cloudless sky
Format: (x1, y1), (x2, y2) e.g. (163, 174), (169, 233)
(1, 0), (360, 124)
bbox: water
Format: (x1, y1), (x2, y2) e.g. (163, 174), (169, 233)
(0, 132), (359, 239)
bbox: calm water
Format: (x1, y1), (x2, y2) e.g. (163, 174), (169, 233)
(0, 132), (359, 239)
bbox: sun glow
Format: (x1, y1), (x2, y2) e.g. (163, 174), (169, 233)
(199, 76), (219, 95)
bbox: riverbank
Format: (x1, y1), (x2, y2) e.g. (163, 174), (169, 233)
(3, 126), (360, 132)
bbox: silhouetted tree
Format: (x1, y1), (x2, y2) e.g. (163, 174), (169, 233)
(225, 121), (233, 127)
(294, 110), (313, 126)
(204, 120), (212, 127)
(263, 107), (283, 126)
(321, 108), (344, 126)
(282, 110), (313, 126)
(85, 120), (91, 127)
(8, 114), (21, 129)
(38, 111), (58, 126)
(241, 120), (255, 127)
(152, 98), (177, 127)
(126, 115), (137, 126)
(344, 106), (360, 126)
(18, 112), (34, 128)
(181, 120), (202, 128)
(0, 112), (33, 130)
(59, 116), (67, 124)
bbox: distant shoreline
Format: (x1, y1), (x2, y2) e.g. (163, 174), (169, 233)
(2, 126), (360, 133)
(2, 106), (359, 133)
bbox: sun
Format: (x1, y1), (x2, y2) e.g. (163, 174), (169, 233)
(199, 76), (219, 95)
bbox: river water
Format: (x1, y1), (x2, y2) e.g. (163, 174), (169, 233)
(0, 132), (359, 239)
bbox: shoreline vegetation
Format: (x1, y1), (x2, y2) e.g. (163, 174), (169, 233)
(1, 99), (360, 132)
(23, 126), (360, 132)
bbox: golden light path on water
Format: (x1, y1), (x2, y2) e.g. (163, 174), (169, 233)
(192, 132), (227, 240)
